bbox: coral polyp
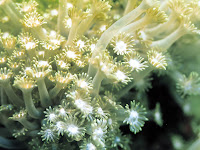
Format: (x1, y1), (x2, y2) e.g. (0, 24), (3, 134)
(0, 0), (200, 149)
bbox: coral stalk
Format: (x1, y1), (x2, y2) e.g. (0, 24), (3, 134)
(57, 0), (68, 36)
(37, 78), (51, 108)
(120, 14), (151, 33)
(123, 0), (138, 15)
(2, 81), (24, 106)
(145, 13), (177, 37)
(88, 0), (157, 75)
(151, 25), (186, 50)
(22, 89), (42, 119)
(31, 26), (47, 41)
(1, 87), (7, 105)
(92, 69), (105, 96)
(18, 119), (39, 130)
(49, 84), (62, 99)
(1, 1), (21, 28)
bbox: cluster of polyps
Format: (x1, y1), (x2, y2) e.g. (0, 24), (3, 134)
(0, 0), (200, 149)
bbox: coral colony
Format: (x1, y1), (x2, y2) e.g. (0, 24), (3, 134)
(0, 0), (200, 149)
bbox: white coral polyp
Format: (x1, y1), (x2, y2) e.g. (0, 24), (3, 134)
(130, 110), (139, 119)
(93, 127), (104, 138)
(77, 80), (88, 89)
(43, 129), (54, 141)
(74, 99), (93, 115)
(66, 51), (77, 59)
(86, 143), (96, 150)
(114, 41), (127, 55)
(67, 125), (79, 135)
(25, 41), (36, 50)
(75, 99), (87, 108)
(129, 59), (141, 70)
(65, 18), (72, 28)
(76, 40), (85, 49)
(115, 70), (127, 83)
